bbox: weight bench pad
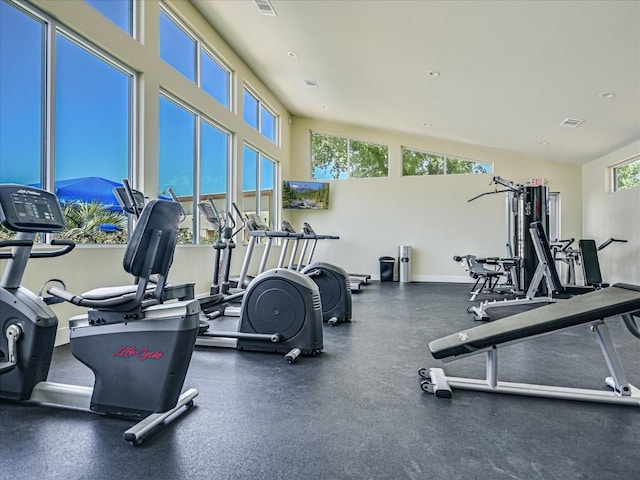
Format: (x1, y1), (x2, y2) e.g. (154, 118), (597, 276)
(429, 283), (640, 360)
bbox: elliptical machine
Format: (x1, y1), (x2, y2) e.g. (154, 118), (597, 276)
(0, 184), (200, 444)
(195, 202), (324, 362)
(279, 220), (352, 326)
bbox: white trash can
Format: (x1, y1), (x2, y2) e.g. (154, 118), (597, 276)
(398, 245), (412, 283)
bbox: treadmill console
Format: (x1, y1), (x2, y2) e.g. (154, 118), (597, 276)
(246, 213), (270, 232)
(302, 222), (316, 235)
(197, 201), (220, 230)
(113, 186), (146, 216)
(280, 220), (296, 233)
(0, 184), (66, 232)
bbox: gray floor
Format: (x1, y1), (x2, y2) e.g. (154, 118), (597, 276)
(1, 282), (639, 480)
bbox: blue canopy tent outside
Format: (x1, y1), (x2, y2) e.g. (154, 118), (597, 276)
(50, 177), (123, 211)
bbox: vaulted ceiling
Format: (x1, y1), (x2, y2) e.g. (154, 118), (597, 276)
(193, 0), (640, 164)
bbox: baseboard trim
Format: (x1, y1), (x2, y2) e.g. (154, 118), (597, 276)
(374, 275), (473, 283)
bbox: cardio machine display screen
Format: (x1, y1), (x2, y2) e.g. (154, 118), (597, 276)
(0, 186), (65, 232)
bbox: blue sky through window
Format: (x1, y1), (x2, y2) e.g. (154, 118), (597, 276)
(242, 145), (258, 192)
(201, 49), (229, 108)
(85, 0), (131, 34)
(243, 90), (258, 129)
(159, 9), (195, 82)
(55, 34), (130, 183)
(159, 96), (195, 198)
(0, 1), (43, 186)
(201, 121), (229, 197)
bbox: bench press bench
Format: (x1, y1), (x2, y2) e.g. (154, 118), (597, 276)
(420, 283), (640, 406)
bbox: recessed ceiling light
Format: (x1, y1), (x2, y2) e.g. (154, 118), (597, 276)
(428, 71), (440, 77)
(599, 91), (616, 99)
(539, 141), (549, 146)
(423, 123), (432, 127)
(288, 51), (298, 58)
(321, 105), (329, 110)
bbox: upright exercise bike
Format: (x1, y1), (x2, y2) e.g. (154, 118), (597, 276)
(0, 184), (200, 444)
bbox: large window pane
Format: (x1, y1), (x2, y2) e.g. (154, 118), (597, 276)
(447, 158), (491, 174)
(402, 149), (444, 176)
(243, 89), (258, 129)
(85, 0), (132, 34)
(159, 96), (195, 243)
(401, 147), (492, 177)
(55, 34), (130, 183)
(201, 49), (230, 108)
(311, 132), (388, 179)
(200, 120), (229, 242)
(0, 1), (43, 186)
(311, 132), (348, 179)
(159, 9), (195, 82)
(613, 156), (640, 191)
(349, 140), (388, 178)
(260, 156), (276, 228)
(55, 34), (131, 244)
(261, 105), (276, 143)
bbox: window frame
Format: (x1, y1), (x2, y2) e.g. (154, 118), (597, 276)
(1, 0), (136, 244)
(243, 85), (279, 144)
(310, 130), (389, 180)
(401, 146), (493, 177)
(159, 91), (232, 244)
(160, 3), (233, 110)
(611, 154), (640, 192)
(242, 143), (278, 232)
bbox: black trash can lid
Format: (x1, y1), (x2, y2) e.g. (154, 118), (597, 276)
(379, 256), (395, 261)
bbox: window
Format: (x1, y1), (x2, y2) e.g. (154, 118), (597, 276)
(55, 34), (130, 191)
(0, 0), (44, 187)
(311, 131), (388, 179)
(402, 147), (492, 176)
(159, 95), (195, 243)
(200, 120), (230, 242)
(201, 48), (230, 108)
(54, 33), (132, 244)
(159, 94), (231, 244)
(612, 155), (640, 192)
(243, 87), (278, 143)
(159, 5), (231, 108)
(159, 7), (196, 81)
(243, 89), (259, 129)
(243, 145), (277, 231)
(85, 0), (132, 35)
(260, 104), (276, 142)
(0, 1), (134, 245)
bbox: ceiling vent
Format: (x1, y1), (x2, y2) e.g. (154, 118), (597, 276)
(559, 118), (584, 128)
(305, 80), (319, 88)
(253, 0), (276, 16)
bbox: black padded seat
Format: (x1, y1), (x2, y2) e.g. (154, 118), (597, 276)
(430, 283), (640, 360)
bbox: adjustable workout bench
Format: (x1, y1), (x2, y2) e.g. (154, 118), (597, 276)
(420, 283), (640, 406)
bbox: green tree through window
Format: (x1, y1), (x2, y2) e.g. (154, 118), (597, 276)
(311, 132), (387, 179)
(402, 147), (491, 176)
(614, 156), (640, 191)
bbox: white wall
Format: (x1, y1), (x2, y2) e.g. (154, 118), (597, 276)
(287, 117), (583, 281)
(582, 140), (640, 284)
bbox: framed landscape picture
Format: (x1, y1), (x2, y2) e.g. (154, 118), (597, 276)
(282, 181), (330, 210)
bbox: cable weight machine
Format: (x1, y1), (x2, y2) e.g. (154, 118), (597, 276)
(468, 176), (549, 293)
